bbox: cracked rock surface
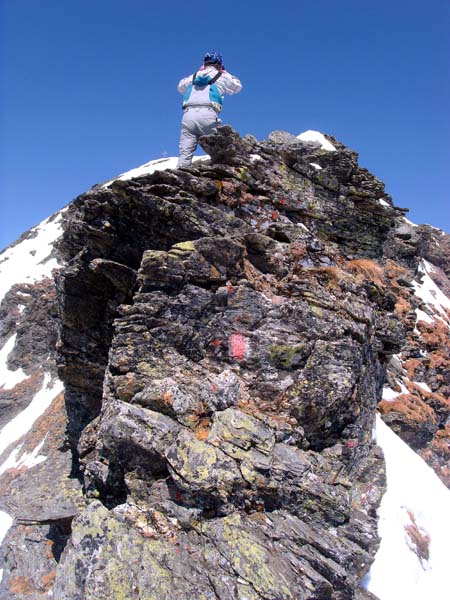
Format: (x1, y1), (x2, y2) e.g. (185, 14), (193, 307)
(2, 126), (449, 599)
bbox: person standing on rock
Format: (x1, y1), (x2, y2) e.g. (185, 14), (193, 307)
(177, 52), (242, 168)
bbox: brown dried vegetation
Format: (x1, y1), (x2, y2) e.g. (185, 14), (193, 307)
(379, 394), (437, 425)
(405, 510), (431, 566)
(346, 259), (384, 287)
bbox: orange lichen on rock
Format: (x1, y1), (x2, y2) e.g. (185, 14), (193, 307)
(9, 576), (36, 594)
(194, 418), (211, 441)
(41, 571), (56, 591)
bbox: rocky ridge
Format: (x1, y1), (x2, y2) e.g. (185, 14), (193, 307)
(0, 127), (449, 599)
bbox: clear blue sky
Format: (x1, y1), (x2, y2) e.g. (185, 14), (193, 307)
(1, 0), (449, 251)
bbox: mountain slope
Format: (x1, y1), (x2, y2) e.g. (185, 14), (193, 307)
(0, 127), (449, 599)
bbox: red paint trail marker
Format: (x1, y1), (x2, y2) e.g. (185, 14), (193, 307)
(229, 333), (247, 361)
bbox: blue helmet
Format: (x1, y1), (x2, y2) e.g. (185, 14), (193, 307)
(204, 51), (223, 66)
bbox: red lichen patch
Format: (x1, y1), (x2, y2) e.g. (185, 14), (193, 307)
(41, 571), (56, 591)
(9, 576), (36, 594)
(379, 394), (437, 425)
(229, 333), (247, 361)
(405, 510), (431, 566)
(346, 259), (384, 287)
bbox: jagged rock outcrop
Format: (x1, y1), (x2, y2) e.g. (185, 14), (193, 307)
(0, 127), (449, 599)
(54, 128), (403, 599)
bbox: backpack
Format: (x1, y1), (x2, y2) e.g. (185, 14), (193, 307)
(182, 71), (223, 112)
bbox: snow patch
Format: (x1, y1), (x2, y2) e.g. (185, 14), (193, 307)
(250, 154), (263, 163)
(363, 415), (450, 600)
(0, 373), (63, 458)
(414, 381), (432, 393)
(104, 155), (210, 187)
(415, 308), (434, 325)
(0, 211), (65, 305)
(297, 130), (336, 151)
(403, 217), (418, 227)
(0, 334), (29, 390)
(413, 260), (450, 322)
(378, 198), (390, 207)
(382, 381), (409, 401)
(0, 437), (47, 476)
(310, 162), (322, 170)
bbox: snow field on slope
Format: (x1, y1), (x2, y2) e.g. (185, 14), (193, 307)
(0, 210), (66, 305)
(0, 334), (29, 390)
(0, 373), (63, 575)
(363, 415), (450, 600)
(0, 436), (48, 477)
(0, 372), (63, 458)
(413, 259), (450, 324)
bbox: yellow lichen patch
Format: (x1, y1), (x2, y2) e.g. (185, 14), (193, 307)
(171, 240), (195, 252)
(211, 514), (295, 599)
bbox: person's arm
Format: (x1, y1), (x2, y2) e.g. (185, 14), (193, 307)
(177, 75), (193, 94)
(221, 71), (243, 94)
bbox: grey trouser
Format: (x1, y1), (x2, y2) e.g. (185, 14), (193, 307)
(177, 106), (219, 167)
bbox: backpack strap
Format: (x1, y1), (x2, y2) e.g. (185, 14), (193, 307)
(208, 71), (222, 85)
(191, 70), (222, 86)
